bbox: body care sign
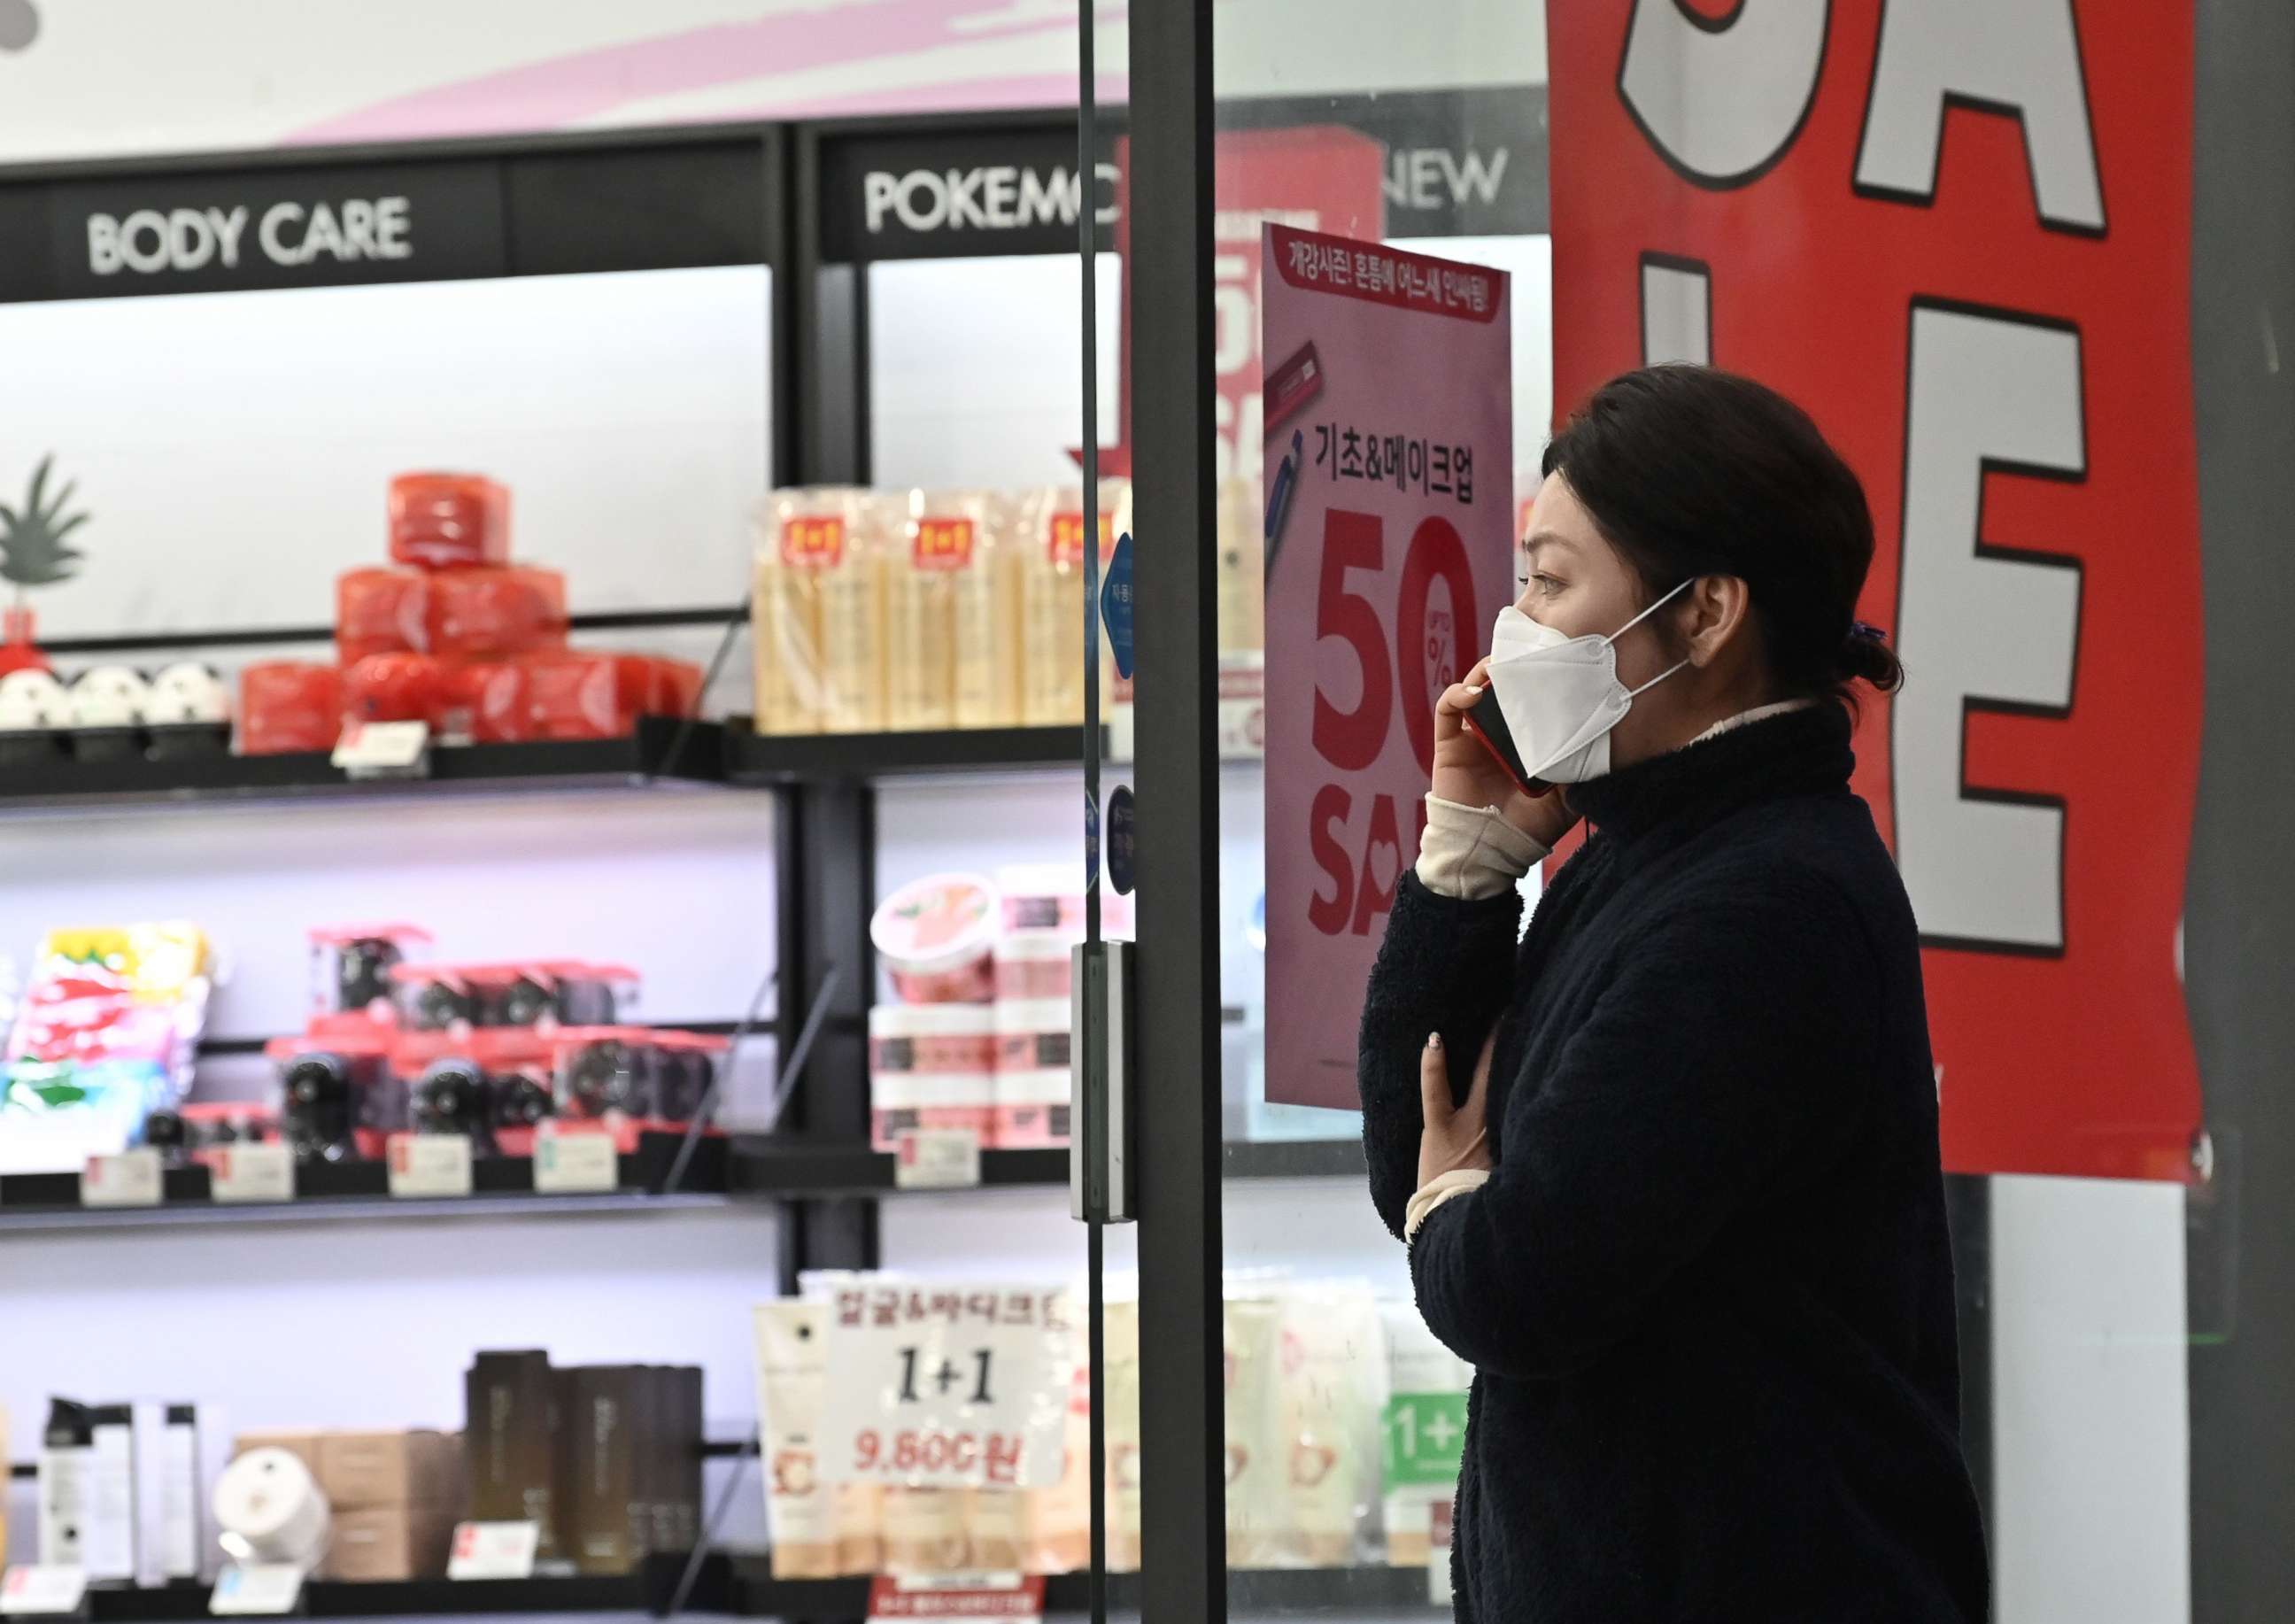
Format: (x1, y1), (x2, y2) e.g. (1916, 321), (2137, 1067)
(52, 160), (506, 298)
(1262, 225), (1513, 1108)
(815, 1282), (1072, 1489)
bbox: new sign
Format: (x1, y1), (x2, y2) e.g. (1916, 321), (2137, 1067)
(1549, 2), (2203, 1180)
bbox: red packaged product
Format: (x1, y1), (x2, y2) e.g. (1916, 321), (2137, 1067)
(426, 565), (568, 659)
(336, 568), (429, 664)
(524, 652), (653, 740)
(308, 923), (432, 1032)
(650, 657), (706, 719)
(343, 653), (447, 725)
(389, 472), (512, 570)
(547, 1025), (729, 1149)
(433, 661), (529, 745)
(238, 662), (343, 754)
(267, 1029), (398, 1162)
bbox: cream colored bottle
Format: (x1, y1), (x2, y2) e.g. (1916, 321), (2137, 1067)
(814, 491), (889, 734)
(950, 492), (1022, 729)
(753, 497), (824, 736)
(1018, 479), (1129, 727)
(883, 490), (955, 732)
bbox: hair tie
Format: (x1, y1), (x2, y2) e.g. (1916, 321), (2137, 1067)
(1848, 621), (1889, 645)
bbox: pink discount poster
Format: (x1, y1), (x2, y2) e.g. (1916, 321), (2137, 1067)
(1262, 224), (1513, 1110)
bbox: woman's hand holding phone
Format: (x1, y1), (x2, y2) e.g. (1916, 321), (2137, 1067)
(1434, 657), (1582, 849)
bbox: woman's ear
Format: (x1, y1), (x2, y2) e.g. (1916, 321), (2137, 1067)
(1681, 574), (1754, 668)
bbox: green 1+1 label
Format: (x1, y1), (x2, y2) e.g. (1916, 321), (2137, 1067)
(1384, 1392), (1468, 1490)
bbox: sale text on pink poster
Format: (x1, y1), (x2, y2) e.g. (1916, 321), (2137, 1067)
(1262, 224), (1514, 1110)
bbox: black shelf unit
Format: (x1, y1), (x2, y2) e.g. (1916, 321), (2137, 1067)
(0, 720), (729, 811)
(9, 1558), (1437, 1621)
(722, 721), (1086, 783)
(731, 1564), (1441, 1618)
(0, 104), (1436, 1619)
(0, 1131), (731, 1229)
(31, 1553), (734, 1622)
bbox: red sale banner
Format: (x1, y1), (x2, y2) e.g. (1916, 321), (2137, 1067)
(1548, 4), (2202, 1179)
(1263, 226), (1513, 1109)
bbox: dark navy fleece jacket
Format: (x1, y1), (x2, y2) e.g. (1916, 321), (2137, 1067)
(1359, 704), (1989, 1623)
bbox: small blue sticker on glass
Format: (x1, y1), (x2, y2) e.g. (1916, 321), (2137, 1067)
(1101, 530), (1136, 681)
(1108, 784), (1137, 896)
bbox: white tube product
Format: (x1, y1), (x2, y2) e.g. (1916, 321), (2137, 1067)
(161, 1405), (202, 1582)
(38, 1401), (92, 1569)
(212, 1448), (331, 1571)
(992, 998), (1073, 1148)
(87, 1404), (139, 1582)
(754, 1302), (838, 1580)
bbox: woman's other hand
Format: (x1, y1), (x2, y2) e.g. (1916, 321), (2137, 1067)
(1434, 657), (1581, 849)
(1419, 1030), (1497, 1187)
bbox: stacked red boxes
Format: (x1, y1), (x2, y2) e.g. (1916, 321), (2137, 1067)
(236, 472), (703, 754)
(259, 925), (724, 1163)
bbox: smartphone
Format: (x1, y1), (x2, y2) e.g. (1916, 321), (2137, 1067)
(1461, 687), (1550, 799)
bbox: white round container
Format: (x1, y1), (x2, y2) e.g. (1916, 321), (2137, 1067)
(213, 1448), (332, 1569)
(870, 873), (998, 1003)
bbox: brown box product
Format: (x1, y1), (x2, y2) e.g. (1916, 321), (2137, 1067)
(231, 1431), (321, 1477)
(560, 1367), (648, 1576)
(465, 1351), (560, 1561)
(322, 1504), (456, 1582)
(667, 1367), (704, 1552)
(317, 1430), (463, 1512)
(639, 1368), (676, 1560)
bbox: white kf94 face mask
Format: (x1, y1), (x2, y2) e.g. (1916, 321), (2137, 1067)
(1483, 579), (1693, 785)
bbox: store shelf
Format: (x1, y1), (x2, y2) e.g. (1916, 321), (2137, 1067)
(731, 1564), (1442, 1617)
(0, 1133), (734, 1232)
(722, 721), (1088, 783)
(727, 1135), (1365, 1198)
(25, 1559), (1438, 1621)
(0, 720), (729, 814)
(729, 1137), (1067, 1196)
(1224, 1137), (1369, 1180)
(42, 1554), (733, 1621)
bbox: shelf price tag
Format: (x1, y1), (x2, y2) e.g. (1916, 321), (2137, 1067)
(386, 1133), (475, 1199)
(893, 1127), (981, 1191)
(333, 719), (431, 779)
(867, 1574), (1044, 1620)
(817, 1282), (1069, 1490)
(81, 1148), (162, 1209)
(447, 1521), (540, 1581)
(2, 1565), (89, 1617)
(531, 1132), (619, 1195)
(209, 1565), (304, 1616)
(208, 1142), (295, 1205)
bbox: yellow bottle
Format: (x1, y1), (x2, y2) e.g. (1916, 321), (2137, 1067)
(944, 491), (1023, 729)
(1018, 480), (1128, 727)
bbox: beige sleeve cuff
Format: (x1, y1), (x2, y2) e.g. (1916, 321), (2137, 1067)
(1414, 794), (1549, 900)
(1405, 1167), (1492, 1241)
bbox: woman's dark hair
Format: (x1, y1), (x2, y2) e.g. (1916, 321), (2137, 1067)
(1540, 365), (1903, 702)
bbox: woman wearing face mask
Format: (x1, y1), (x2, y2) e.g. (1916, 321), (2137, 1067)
(1359, 366), (1987, 1622)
